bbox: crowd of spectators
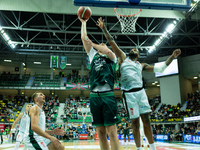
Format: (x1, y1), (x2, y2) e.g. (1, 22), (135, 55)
(150, 91), (200, 122)
(0, 90), (199, 144)
(66, 70), (90, 83)
(0, 95), (26, 123)
(62, 96), (90, 122)
(65, 70), (120, 84)
(152, 122), (200, 142)
(46, 122), (96, 140)
(43, 96), (60, 123)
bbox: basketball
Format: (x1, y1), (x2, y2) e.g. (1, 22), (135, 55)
(78, 6), (92, 20)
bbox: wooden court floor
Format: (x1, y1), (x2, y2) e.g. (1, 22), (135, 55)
(0, 140), (200, 150)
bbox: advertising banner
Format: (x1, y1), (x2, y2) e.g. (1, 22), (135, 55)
(0, 124), (5, 130)
(79, 134), (88, 140)
(50, 55), (59, 68)
(184, 134), (200, 144)
(66, 82), (90, 90)
(156, 134), (169, 141)
(66, 82), (120, 90)
(60, 56), (67, 69)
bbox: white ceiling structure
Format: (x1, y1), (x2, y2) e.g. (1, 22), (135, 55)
(0, 0), (200, 70)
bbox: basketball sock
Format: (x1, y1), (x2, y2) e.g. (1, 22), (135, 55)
(14, 142), (20, 150)
(149, 143), (157, 150)
(136, 147), (141, 150)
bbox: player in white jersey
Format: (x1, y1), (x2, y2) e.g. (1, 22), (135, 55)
(24, 92), (65, 150)
(97, 17), (181, 150)
(10, 103), (32, 150)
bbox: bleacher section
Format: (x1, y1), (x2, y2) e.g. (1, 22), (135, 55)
(0, 74), (30, 87)
(0, 95), (24, 123)
(33, 74), (60, 87)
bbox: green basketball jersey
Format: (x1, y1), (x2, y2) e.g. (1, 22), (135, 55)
(122, 122), (128, 130)
(90, 53), (116, 91)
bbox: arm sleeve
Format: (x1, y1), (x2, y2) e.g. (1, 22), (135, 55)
(87, 47), (97, 63)
(111, 54), (117, 64)
(154, 62), (168, 73)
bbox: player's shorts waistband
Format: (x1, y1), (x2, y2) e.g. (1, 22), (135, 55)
(90, 90), (114, 97)
(123, 87), (143, 93)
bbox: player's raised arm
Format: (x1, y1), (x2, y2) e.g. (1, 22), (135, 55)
(79, 17), (91, 54)
(9, 113), (23, 136)
(142, 49), (181, 72)
(97, 17), (126, 64)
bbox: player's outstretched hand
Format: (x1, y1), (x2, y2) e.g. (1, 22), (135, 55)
(78, 16), (89, 23)
(96, 17), (105, 29)
(53, 127), (65, 136)
(49, 136), (61, 148)
(172, 49), (181, 58)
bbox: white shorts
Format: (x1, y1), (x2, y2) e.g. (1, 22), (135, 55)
(16, 131), (25, 142)
(24, 137), (51, 150)
(123, 88), (152, 120)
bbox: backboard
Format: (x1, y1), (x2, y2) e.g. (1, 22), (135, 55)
(73, 0), (191, 11)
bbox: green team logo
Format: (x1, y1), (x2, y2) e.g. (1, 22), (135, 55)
(86, 56), (119, 71)
(60, 56), (67, 69)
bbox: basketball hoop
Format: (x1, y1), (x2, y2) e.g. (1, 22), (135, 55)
(114, 8), (142, 33)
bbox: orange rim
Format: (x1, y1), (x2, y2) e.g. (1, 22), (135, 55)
(114, 8), (142, 17)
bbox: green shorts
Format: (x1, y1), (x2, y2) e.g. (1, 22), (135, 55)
(90, 91), (121, 127)
(123, 129), (130, 137)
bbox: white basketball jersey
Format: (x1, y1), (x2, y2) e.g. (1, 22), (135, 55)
(19, 113), (28, 133)
(120, 57), (143, 90)
(24, 104), (46, 140)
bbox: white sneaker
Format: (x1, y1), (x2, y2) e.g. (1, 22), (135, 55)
(129, 145), (131, 148)
(124, 145), (127, 148)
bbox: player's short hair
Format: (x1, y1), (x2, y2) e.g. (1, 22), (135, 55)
(26, 103), (33, 106)
(32, 91), (40, 103)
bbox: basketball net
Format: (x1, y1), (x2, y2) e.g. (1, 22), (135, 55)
(114, 8), (142, 33)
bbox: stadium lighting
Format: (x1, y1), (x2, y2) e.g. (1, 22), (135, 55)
(162, 31), (167, 37)
(149, 20), (178, 54)
(155, 81), (158, 83)
(0, 27), (16, 49)
(194, 77), (198, 79)
(4, 60), (12, 62)
(23, 63), (25, 66)
(152, 83), (156, 85)
(166, 23), (175, 33)
(66, 64), (71, 65)
(148, 45), (156, 53)
(4, 34), (10, 41)
(11, 44), (16, 48)
(34, 62), (41, 64)
(157, 85), (160, 86)
(148, 47), (154, 53)
(154, 39), (161, 46)
(173, 20), (177, 24)
(8, 40), (12, 44)
(148, 0), (198, 54)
